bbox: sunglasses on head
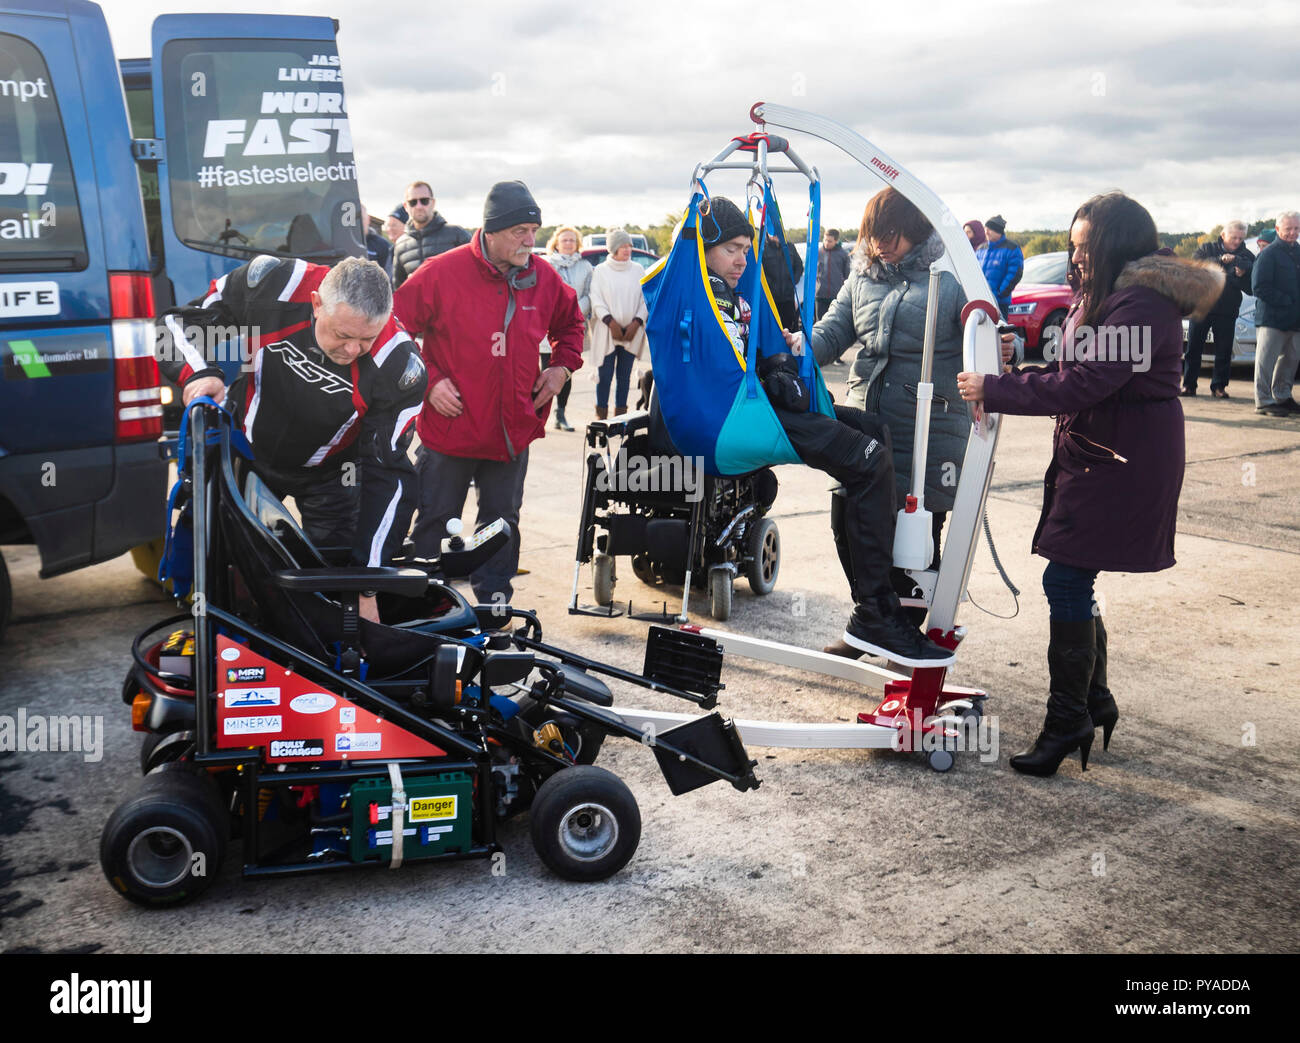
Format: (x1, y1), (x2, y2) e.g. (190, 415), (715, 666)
(406, 196), (431, 206)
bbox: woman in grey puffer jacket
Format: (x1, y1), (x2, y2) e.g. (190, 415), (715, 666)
(541, 226), (594, 431)
(805, 188), (969, 629)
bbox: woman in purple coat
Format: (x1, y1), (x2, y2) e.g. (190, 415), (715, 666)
(957, 192), (1223, 777)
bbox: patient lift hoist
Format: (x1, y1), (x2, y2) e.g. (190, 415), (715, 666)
(606, 104), (1007, 771)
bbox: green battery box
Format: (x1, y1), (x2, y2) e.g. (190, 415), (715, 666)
(349, 772), (473, 863)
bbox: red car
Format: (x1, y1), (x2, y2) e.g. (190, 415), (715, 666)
(1006, 251), (1071, 357)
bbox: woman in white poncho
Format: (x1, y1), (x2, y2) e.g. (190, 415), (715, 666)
(589, 228), (647, 418)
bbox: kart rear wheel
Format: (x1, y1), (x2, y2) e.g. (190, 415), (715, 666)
(708, 567), (732, 621)
(101, 767), (228, 906)
(592, 553), (616, 607)
(140, 729), (197, 775)
(744, 517), (780, 595)
(530, 766), (640, 881)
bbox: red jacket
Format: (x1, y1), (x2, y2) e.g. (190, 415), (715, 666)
(393, 231), (585, 461)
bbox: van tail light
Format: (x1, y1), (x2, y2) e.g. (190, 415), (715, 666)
(110, 272), (162, 443)
(109, 271), (154, 320)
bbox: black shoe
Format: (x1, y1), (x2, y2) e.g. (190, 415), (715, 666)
(841, 598), (955, 668)
(1009, 619), (1096, 777)
(1179, 388), (1197, 397)
(1256, 404), (1290, 417)
(1210, 387), (1229, 399)
(1280, 398), (1300, 413)
(1088, 616), (1119, 751)
(1009, 718), (1095, 776)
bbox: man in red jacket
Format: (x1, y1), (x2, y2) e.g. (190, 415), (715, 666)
(393, 181), (584, 608)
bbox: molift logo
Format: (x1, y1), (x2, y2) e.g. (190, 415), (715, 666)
(870, 156), (900, 180)
(49, 974), (151, 1023)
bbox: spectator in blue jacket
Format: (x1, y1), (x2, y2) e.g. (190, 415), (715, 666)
(976, 214), (1024, 317)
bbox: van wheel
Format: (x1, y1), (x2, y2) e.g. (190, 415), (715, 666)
(530, 766), (640, 881)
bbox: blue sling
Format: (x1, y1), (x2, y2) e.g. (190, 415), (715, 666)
(642, 177), (834, 477)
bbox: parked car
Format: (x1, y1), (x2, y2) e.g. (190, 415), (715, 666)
(0, 0), (362, 638)
(1006, 251), (1072, 357)
(583, 232), (651, 253)
(1007, 250), (1256, 367)
(581, 247), (660, 271)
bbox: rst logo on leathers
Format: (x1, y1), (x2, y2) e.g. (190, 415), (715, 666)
(264, 340), (353, 393)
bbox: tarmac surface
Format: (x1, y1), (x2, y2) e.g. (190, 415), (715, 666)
(2, 364), (1298, 954)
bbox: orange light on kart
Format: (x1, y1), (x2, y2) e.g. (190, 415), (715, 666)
(131, 692), (152, 731)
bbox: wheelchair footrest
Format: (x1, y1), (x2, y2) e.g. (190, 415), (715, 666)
(643, 625), (724, 705)
(652, 713), (758, 795)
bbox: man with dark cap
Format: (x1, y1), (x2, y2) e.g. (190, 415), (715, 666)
(392, 180), (585, 610)
(699, 196), (954, 667)
(975, 213), (1024, 318)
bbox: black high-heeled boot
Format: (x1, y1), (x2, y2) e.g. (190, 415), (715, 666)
(1088, 616), (1119, 750)
(1010, 619), (1097, 777)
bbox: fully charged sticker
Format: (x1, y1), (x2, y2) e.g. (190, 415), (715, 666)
(270, 738), (324, 758)
(408, 795), (457, 822)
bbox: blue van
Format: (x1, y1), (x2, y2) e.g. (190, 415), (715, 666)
(0, 1), (362, 637)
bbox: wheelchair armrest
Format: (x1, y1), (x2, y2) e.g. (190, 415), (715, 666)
(273, 567), (430, 598)
(587, 411), (650, 439)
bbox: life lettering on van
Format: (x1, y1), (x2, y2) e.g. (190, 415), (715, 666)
(202, 118), (352, 159)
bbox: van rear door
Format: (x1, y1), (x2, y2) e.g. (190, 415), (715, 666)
(148, 14), (364, 320)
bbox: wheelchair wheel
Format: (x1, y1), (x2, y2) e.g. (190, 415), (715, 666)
(708, 567), (732, 621)
(101, 767), (228, 906)
(592, 553), (616, 606)
(630, 554), (657, 587)
(745, 517), (780, 596)
(529, 766), (640, 881)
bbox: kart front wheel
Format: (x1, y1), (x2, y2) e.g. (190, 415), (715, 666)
(101, 768), (228, 906)
(530, 766), (640, 881)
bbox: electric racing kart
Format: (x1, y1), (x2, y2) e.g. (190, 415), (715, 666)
(105, 402), (758, 906)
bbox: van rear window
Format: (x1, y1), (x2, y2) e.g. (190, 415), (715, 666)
(161, 38), (361, 262)
(0, 34), (88, 272)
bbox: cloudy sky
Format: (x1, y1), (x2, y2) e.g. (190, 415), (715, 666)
(101, 0), (1300, 236)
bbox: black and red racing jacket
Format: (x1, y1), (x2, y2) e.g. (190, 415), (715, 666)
(157, 255), (426, 567)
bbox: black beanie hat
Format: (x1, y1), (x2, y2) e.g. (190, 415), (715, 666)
(985, 214), (1007, 235)
(483, 180), (541, 233)
(701, 196), (754, 247)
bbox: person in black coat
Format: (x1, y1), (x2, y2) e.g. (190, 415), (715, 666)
(1184, 221), (1254, 397)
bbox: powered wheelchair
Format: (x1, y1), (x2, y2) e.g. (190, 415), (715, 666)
(571, 374), (782, 623)
(105, 402), (758, 906)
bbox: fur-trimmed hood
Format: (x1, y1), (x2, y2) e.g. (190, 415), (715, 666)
(1114, 255), (1225, 320)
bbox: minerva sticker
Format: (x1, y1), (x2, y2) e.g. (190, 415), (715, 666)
(408, 796), (457, 822)
(335, 732), (380, 753)
(223, 716), (282, 734)
(220, 647), (241, 662)
(225, 686), (280, 707)
(290, 693), (335, 714)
